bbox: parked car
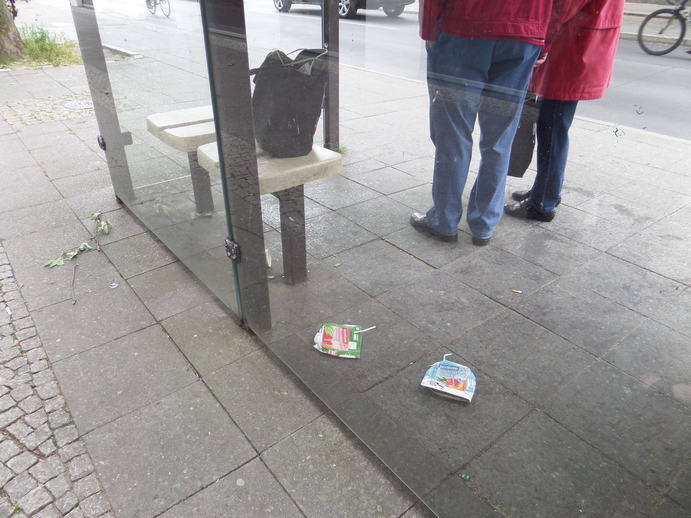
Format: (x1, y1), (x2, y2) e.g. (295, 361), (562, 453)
(273, 0), (414, 18)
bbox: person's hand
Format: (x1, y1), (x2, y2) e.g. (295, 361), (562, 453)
(425, 40), (436, 49)
(535, 52), (548, 66)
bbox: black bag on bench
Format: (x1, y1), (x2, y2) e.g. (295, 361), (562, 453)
(251, 49), (328, 158)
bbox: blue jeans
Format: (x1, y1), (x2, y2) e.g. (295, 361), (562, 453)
(528, 99), (579, 214)
(425, 34), (541, 238)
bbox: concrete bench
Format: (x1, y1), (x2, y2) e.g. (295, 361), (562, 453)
(197, 141), (341, 284)
(145, 106), (342, 284)
(146, 108), (217, 215)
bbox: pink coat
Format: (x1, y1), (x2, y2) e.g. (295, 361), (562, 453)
(531, 0), (625, 101)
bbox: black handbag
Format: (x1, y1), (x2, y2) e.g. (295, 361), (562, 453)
(507, 93), (541, 178)
(250, 49), (328, 158)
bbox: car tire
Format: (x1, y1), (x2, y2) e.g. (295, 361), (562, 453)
(274, 0), (292, 13)
(383, 5), (405, 16)
(338, 0), (358, 18)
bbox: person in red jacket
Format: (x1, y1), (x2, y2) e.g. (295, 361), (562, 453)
(505, 0), (625, 221)
(410, 0), (555, 245)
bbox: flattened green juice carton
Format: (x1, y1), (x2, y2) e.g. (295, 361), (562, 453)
(421, 354), (476, 402)
(314, 323), (363, 359)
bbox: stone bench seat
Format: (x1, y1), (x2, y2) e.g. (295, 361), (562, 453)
(146, 105), (214, 139)
(196, 141), (341, 195)
(159, 121), (217, 153)
(145, 105), (342, 284)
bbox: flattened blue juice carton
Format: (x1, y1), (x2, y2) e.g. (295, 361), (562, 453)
(421, 354), (476, 402)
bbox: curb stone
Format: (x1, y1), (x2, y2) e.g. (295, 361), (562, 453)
(0, 243), (114, 518)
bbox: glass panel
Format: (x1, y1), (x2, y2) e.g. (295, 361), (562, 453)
(219, 1), (691, 517)
(73, 0), (691, 515)
(87, 0), (241, 313)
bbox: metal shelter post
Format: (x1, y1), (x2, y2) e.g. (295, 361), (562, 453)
(322, 0), (340, 151)
(69, 0), (134, 202)
(199, 0), (271, 332)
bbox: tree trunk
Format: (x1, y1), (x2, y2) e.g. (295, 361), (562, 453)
(0, 4), (23, 59)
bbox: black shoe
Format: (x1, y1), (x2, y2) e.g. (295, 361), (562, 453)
(410, 212), (458, 242)
(471, 236), (490, 246)
(511, 190), (561, 207)
(511, 190), (531, 202)
(504, 199), (555, 222)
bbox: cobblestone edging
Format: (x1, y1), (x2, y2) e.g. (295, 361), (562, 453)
(0, 243), (114, 518)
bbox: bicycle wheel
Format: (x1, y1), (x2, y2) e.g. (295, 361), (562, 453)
(159, 0), (171, 17)
(146, 0), (156, 14)
(638, 9), (686, 55)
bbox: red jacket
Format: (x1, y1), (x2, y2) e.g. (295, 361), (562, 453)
(531, 0), (625, 100)
(419, 0), (555, 45)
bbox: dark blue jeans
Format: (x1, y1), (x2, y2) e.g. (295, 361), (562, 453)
(528, 99), (579, 214)
(425, 33), (541, 238)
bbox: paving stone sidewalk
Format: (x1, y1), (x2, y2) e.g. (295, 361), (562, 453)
(0, 243), (113, 518)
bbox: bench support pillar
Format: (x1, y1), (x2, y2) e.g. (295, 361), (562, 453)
(275, 186), (307, 285)
(188, 151), (215, 215)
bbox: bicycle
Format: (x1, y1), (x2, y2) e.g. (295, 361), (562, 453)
(638, 0), (689, 55)
(146, 0), (170, 18)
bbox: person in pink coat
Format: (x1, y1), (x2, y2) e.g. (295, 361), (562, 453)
(505, 0), (625, 221)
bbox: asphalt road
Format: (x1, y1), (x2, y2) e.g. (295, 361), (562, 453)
(17, 0), (691, 139)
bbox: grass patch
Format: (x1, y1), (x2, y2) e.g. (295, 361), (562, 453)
(0, 25), (81, 68)
(20, 25), (81, 66)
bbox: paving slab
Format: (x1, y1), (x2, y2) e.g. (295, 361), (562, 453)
(400, 502), (438, 518)
(80, 207), (146, 247)
(37, 151), (107, 181)
(3, 222), (122, 309)
(337, 195), (412, 237)
(261, 414), (415, 518)
(609, 228), (691, 286)
(128, 261), (214, 321)
(367, 347), (532, 471)
(295, 299), (442, 392)
(304, 175), (380, 210)
(340, 158), (388, 179)
(330, 240), (433, 296)
(605, 319), (691, 406)
(422, 475), (502, 518)
(102, 231), (176, 279)
(33, 283), (155, 362)
(346, 166), (427, 195)
(648, 286), (691, 338)
(378, 271), (505, 343)
(304, 212), (377, 259)
(0, 166), (63, 213)
(494, 226), (601, 276)
(53, 325), (197, 431)
(513, 281), (648, 357)
(159, 458), (302, 518)
(52, 168), (112, 199)
(533, 204), (638, 251)
(151, 213), (229, 261)
(64, 186), (123, 220)
(84, 382), (256, 518)
(260, 263), (371, 343)
(205, 349), (324, 452)
(466, 411), (686, 518)
(542, 360), (691, 508)
(260, 193), (330, 230)
(385, 226), (480, 269)
(442, 246), (557, 305)
(389, 184), (433, 213)
(451, 311), (594, 407)
(163, 300), (259, 376)
(559, 253), (686, 317)
(0, 200), (79, 241)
